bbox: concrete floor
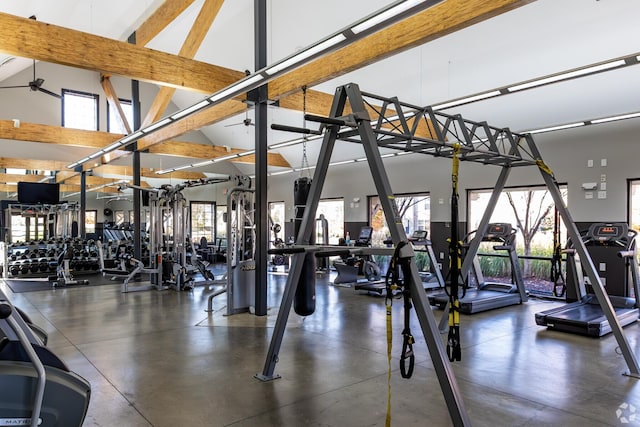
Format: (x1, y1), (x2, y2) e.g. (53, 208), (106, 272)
(3, 272), (640, 427)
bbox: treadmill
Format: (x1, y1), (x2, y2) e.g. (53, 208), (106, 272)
(429, 223), (528, 314)
(354, 229), (444, 295)
(535, 223), (640, 337)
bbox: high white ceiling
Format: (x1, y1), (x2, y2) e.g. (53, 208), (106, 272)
(0, 0), (639, 177)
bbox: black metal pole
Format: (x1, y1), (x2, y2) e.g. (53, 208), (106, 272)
(253, 0), (268, 316)
(128, 32), (142, 262)
(80, 171), (86, 238)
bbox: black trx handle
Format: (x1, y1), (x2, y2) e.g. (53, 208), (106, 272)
(400, 288), (415, 378)
(447, 324), (461, 362)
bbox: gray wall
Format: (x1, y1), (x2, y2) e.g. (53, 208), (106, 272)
(268, 118), (640, 225)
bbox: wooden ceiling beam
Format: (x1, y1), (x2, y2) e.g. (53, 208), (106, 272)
(100, 76), (132, 134)
(0, 120), (120, 148)
(132, 0), (532, 149)
(136, 99), (247, 149)
(0, 173), (47, 183)
(0, 12), (245, 93)
(135, 0), (197, 46)
(142, 0), (225, 127)
(269, 0), (534, 99)
(0, 157), (68, 171)
(149, 141), (291, 167)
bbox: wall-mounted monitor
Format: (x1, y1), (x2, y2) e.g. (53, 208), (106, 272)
(17, 182), (60, 205)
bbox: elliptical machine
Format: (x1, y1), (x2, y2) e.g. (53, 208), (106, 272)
(0, 290), (90, 426)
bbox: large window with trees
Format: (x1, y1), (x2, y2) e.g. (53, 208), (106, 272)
(317, 199), (344, 245)
(368, 192), (430, 247)
(62, 89), (99, 130)
(628, 179), (640, 233)
(191, 201), (216, 242)
(85, 210), (97, 234)
(467, 185), (567, 294)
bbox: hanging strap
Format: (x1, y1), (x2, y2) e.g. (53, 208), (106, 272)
(400, 287), (415, 378)
(447, 143), (462, 362)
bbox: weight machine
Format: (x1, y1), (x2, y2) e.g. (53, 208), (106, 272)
(206, 180), (256, 314)
(258, 83), (640, 426)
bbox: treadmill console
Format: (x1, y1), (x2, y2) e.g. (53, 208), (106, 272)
(354, 226), (373, 247)
(587, 223), (627, 243)
(483, 223), (513, 241)
(409, 230), (428, 243)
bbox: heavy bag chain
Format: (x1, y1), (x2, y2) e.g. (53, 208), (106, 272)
(447, 143), (462, 362)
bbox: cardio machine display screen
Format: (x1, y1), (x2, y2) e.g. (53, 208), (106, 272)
(412, 230), (428, 240)
(594, 225), (621, 238)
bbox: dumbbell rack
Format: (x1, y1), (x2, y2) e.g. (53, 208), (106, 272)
(2, 239), (101, 279)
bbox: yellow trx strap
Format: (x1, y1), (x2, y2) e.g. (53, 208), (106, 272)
(536, 159), (553, 176)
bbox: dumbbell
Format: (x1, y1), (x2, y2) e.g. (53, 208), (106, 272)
(20, 261), (31, 274)
(30, 262), (40, 274)
(39, 259), (49, 272)
(9, 263), (20, 276)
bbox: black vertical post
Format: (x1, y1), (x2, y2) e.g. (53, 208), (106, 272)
(129, 32), (142, 261)
(253, 0), (268, 316)
(80, 171), (86, 238)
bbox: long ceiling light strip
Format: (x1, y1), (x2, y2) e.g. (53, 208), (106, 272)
(62, 179), (129, 198)
(66, 0), (444, 171)
(431, 52), (639, 110)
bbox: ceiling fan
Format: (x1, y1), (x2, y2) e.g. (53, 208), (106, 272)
(224, 109), (255, 128)
(0, 58), (61, 99)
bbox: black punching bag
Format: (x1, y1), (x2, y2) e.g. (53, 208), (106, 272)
(294, 177), (316, 316)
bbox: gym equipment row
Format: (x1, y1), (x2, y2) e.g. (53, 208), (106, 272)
(0, 289), (90, 425)
(2, 239), (101, 279)
(536, 222), (640, 337)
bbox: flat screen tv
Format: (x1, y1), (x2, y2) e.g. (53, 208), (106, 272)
(17, 182), (60, 204)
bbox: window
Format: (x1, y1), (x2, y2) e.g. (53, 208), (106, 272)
(85, 210), (97, 234)
(368, 193), (430, 247)
(629, 179), (640, 233)
(107, 98), (133, 133)
(216, 205), (227, 239)
(467, 185), (567, 294)
(317, 199), (344, 245)
(62, 89), (99, 130)
(191, 202), (216, 242)
(114, 210), (125, 225)
(269, 201), (286, 241)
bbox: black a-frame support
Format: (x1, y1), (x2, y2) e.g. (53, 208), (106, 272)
(255, 83), (471, 426)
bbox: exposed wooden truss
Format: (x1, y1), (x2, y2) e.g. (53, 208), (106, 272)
(0, 0), (533, 175)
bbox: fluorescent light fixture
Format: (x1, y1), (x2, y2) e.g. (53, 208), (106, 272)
(269, 170), (294, 176)
(208, 74), (265, 103)
(351, 0), (426, 34)
(212, 154), (239, 163)
(236, 150), (256, 157)
(508, 60), (626, 92)
(329, 159), (357, 166)
(170, 100), (211, 120)
(527, 122), (585, 134)
(591, 112), (640, 124)
(381, 153), (396, 158)
(145, 118), (173, 132)
(191, 159), (215, 168)
(265, 34), (347, 76)
(433, 90), (501, 110)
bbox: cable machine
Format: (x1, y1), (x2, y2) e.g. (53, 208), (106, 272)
(257, 83), (640, 426)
